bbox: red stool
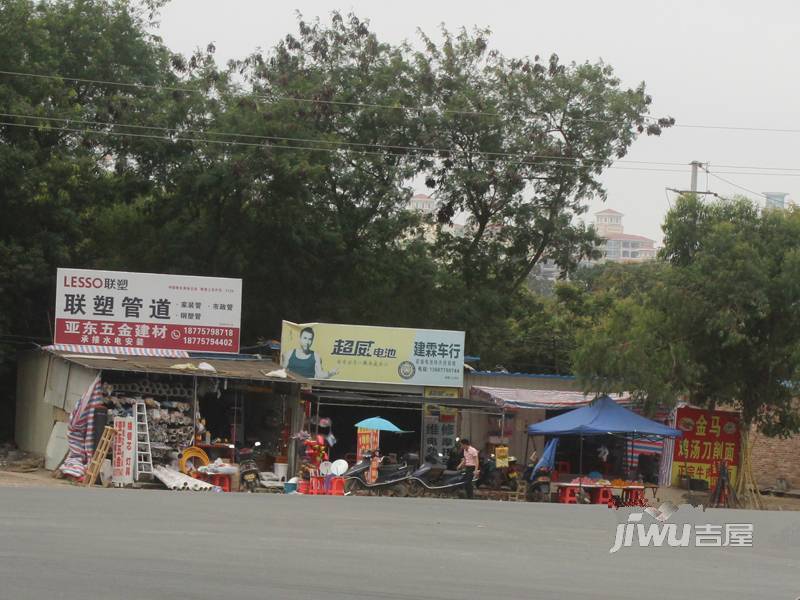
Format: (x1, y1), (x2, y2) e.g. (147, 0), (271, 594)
(330, 477), (345, 496)
(196, 472), (231, 492)
(297, 480), (310, 494)
(593, 487), (614, 506)
(622, 487), (645, 505)
(310, 476), (326, 495)
(559, 486), (578, 504)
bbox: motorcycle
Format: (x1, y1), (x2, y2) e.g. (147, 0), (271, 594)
(238, 441), (262, 493)
(406, 447), (475, 497)
(523, 465), (552, 502)
(476, 455), (521, 491)
(343, 451), (419, 496)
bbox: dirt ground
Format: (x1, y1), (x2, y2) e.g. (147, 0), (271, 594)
(650, 484), (800, 511)
(0, 469), (72, 488)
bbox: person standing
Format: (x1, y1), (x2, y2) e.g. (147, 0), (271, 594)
(457, 438), (480, 499)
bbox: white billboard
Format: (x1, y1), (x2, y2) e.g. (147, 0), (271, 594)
(55, 268), (242, 353)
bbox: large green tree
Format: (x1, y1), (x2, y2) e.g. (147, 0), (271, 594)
(574, 195), (800, 506)
(0, 0), (188, 438)
(0, 3), (666, 442)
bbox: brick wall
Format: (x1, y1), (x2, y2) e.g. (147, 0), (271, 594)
(750, 429), (800, 489)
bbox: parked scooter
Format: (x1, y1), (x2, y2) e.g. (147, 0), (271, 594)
(476, 455), (521, 491)
(238, 441), (262, 493)
(343, 451), (419, 496)
(523, 465), (552, 502)
(406, 446), (475, 497)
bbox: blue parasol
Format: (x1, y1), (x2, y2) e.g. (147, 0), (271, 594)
(354, 417), (412, 433)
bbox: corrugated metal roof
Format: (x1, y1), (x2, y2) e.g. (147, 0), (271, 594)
(470, 385), (631, 409)
(47, 349), (303, 384)
(467, 371), (577, 380)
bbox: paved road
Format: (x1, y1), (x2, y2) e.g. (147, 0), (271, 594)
(0, 486), (797, 600)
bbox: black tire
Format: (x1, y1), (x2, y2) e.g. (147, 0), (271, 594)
(407, 480), (426, 497)
(344, 478), (362, 494)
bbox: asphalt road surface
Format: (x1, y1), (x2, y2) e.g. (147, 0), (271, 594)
(0, 486), (798, 600)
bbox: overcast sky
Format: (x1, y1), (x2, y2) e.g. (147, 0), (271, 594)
(158, 0), (800, 243)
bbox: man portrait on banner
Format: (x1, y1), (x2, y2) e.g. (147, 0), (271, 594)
(283, 326), (339, 379)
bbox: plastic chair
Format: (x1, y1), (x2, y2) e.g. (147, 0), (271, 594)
(559, 486), (578, 504)
(310, 476), (326, 495)
(623, 487), (645, 505)
(593, 487), (614, 506)
(330, 477), (346, 496)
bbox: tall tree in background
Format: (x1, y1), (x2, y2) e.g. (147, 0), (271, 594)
(574, 195), (800, 506)
(411, 26), (671, 346)
(0, 3), (667, 440)
(0, 0), (188, 438)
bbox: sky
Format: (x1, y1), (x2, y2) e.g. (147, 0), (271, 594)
(157, 0), (800, 243)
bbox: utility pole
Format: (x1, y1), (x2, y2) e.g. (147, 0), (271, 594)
(690, 161), (703, 193)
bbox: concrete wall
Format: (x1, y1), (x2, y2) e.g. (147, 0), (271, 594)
(15, 352), (54, 454)
(15, 351), (97, 456)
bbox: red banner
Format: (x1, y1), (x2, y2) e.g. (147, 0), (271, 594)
(672, 406), (740, 487)
(55, 318), (239, 353)
(356, 428), (380, 462)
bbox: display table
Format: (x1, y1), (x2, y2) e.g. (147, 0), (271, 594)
(553, 482), (658, 505)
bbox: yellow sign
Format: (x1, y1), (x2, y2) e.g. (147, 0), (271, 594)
(281, 321), (464, 386)
(495, 445), (509, 468)
(424, 387), (461, 399)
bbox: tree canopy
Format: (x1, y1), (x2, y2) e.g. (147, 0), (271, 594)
(0, 0), (666, 439)
(574, 195), (800, 438)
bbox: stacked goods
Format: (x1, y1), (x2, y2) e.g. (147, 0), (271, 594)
(104, 381), (195, 461)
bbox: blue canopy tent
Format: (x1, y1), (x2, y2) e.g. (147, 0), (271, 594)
(526, 395), (681, 498)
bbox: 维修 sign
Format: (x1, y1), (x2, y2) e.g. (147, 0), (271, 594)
(280, 321), (465, 387)
(55, 268), (242, 353)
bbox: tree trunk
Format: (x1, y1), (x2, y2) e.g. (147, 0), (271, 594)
(735, 426), (764, 509)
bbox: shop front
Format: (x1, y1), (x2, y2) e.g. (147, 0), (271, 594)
(15, 347), (303, 488)
(280, 321), (497, 478)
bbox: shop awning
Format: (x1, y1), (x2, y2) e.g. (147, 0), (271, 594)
(47, 349), (301, 384)
(470, 385), (631, 409)
(311, 387), (499, 412)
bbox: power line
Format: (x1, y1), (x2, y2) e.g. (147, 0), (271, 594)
(7, 112), (800, 177)
(0, 69), (664, 126)
(701, 166), (768, 199)
(0, 119), (695, 174)
(7, 69), (800, 134)
(0, 111), (663, 167)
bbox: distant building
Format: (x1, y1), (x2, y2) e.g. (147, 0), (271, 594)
(594, 209), (656, 263)
(409, 193), (438, 214)
(407, 193), (465, 239)
(763, 192), (789, 211)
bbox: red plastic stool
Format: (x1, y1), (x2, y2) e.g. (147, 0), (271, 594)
(197, 472), (231, 492)
(592, 487), (614, 505)
(622, 487), (645, 505)
(310, 476), (326, 495)
(330, 477), (345, 496)
(559, 486), (578, 504)
(297, 480), (310, 494)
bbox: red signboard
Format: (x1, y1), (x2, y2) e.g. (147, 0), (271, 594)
(55, 268), (242, 353)
(671, 406), (741, 488)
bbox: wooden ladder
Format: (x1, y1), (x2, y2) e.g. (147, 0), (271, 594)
(84, 426), (116, 487)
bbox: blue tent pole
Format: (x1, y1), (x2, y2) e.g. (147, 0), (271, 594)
(579, 434), (584, 502)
